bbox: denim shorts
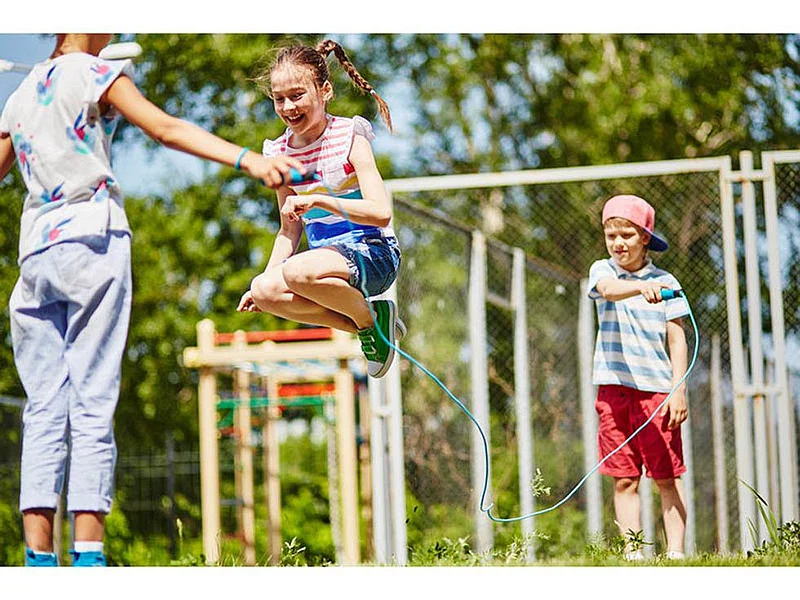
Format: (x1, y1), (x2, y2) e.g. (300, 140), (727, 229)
(329, 234), (401, 298)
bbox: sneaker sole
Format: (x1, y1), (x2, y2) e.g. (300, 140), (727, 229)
(395, 315), (407, 342)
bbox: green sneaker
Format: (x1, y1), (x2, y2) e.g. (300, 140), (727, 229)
(358, 299), (398, 378)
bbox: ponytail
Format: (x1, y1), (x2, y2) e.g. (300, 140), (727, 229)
(315, 39), (393, 133)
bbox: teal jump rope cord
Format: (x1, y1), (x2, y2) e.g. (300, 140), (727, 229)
(287, 168), (699, 522)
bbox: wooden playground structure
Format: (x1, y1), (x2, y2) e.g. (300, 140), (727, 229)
(182, 320), (371, 565)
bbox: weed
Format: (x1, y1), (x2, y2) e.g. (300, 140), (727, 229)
(281, 537), (307, 566)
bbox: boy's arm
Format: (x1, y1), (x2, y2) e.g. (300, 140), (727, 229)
(102, 75), (302, 188)
(0, 134), (15, 180)
(595, 276), (670, 304)
(661, 317), (689, 429)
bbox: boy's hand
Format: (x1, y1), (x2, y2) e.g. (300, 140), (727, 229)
(243, 154), (304, 189)
(640, 281), (670, 304)
(660, 390), (688, 430)
(237, 290), (262, 313)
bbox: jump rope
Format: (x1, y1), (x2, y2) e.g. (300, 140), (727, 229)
(280, 167), (700, 522)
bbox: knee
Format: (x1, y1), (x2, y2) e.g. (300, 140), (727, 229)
(250, 272), (284, 309)
(654, 477), (678, 492)
(615, 477), (639, 495)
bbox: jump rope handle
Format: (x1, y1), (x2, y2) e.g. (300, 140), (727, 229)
(660, 288), (684, 300)
(283, 168), (322, 185)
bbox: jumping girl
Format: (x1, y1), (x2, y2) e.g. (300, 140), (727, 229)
(237, 40), (405, 379)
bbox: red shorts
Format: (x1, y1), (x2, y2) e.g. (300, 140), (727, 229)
(595, 384), (686, 480)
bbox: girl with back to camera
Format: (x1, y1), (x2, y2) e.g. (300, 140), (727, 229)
(237, 40), (405, 379)
(0, 33), (302, 566)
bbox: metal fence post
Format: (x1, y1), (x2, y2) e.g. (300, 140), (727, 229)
(512, 248), (534, 562)
(469, 230), (493, 553)
(578, 279), (602, 539)
(710, 334), (729, 553)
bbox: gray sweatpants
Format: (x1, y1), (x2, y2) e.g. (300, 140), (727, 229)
(10, 232), (132, 514)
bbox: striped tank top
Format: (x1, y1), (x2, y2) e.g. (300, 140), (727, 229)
(262, 114), (395, 248)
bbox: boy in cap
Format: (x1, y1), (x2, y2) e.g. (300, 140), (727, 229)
(587, 195), (690, 561)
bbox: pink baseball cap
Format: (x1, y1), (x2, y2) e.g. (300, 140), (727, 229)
(602, 194), (669, 251)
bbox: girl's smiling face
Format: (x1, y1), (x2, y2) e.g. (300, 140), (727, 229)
(270, 65), (332, 146)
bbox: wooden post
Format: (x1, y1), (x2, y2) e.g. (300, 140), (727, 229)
(335, 359), (360, 565)
(233, 331), (256, 566)
(263, 374), (282, 565)
(198, 319), (221, 565)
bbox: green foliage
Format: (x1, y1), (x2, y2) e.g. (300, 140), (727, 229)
(742, 480), (800, 559)
(0, 501), (23, 565)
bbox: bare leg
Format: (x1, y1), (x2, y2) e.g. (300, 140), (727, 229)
(613, 477), (642, 555)
(23, 508), (55, 552)
(251, 248), (373, 331)
(655, 477), (687, 554)
(74, 511), (104, 542)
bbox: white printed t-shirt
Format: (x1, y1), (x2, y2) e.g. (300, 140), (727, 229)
(587, 257), (690, 393)
(0, 52), (134, 264)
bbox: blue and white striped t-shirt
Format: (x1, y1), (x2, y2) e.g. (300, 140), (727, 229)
(588, 258), (689, 393)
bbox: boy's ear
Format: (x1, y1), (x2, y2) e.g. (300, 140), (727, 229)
(641, 231), (652, 247)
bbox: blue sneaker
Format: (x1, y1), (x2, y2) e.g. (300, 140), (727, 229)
(70, 550), (107, 566)
(25, 547), (58, 566)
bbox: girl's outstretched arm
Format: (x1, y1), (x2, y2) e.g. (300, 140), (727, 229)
(102, 75), (303, 188)
(0, 134), (15, 181)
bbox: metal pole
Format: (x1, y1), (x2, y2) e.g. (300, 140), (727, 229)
(710, 334), (730, 553)
(761, 154), (797, 523)
(197, 319), (221, 564)
(381, 189), (408, 565)
(741, 151), (769, 543)
(640, 476), (655, 557)
(765, 359), (780, 511)
(384, 276), (408, 565)
(469, 230), (493, 553)
(367, 376), (390, 563)
(512, 248), (534, 562)
(578, 280), (602, 539)
(719, 158), (755, 552)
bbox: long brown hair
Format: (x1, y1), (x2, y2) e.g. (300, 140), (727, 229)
(256, 39), (393, 133)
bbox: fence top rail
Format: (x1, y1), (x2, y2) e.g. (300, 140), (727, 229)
(385, 156), (732, 193)
(762, 150), (800, 166)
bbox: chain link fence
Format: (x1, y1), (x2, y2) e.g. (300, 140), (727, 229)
(389, 163), (771, 558)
